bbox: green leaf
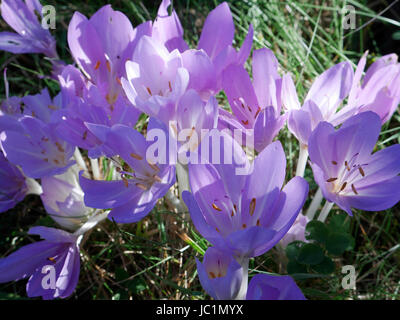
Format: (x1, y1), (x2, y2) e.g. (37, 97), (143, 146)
(287, 260), (308, 274)
(326, 232), (353, 256)
(285, 241), (304, 261)
(328, 214), (350, 233)
(297, 243), (324, 265)
(305, 220), (329, 244)
(312, 256), (335, 274)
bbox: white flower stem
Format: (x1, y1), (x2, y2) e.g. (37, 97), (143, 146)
(25, 178), (43, 196)
(74, 148), (88, 172)
(165, 189), (186, 213)
(235, 257), (249, 300)
(74, 210), (109, 237)
(318, 201), (334, 222)
(90, 158), (101, 180)
(295, 144), (309, 177)
(306, 188), (323, 220)
(176, 162), (190, 198)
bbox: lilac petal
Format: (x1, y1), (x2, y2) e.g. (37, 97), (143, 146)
(254, 107), (286, 152)
(0, 31), (38, 54)
(346, 176), (400, 212)
(337, 111), (381, 161)
(182, 191), (227, 249)
(363, 53), (398, 87)
(0, 241), (63, 282)
(305, 61), (353, 117)
(247, 274), (306, 300)
(227, 226), (277, 258)
(222, 64), (259, 127)
(236, 24), (254, 65)
(198, 2), (235, 60)
(182, 49), (217, 95)
(28, 226), (76, 243)
(246, 141), (286, 198)
(79, 173), (138, 209)
(282, 73), (301, 111)
(152, 0), (188, 53)
(288, 109), (312, 146)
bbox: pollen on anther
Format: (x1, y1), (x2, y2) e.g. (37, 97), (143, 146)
(94, 61), (101, 70)
(146, 87), (152, 96)
(359, 167), (365, 177)
(209, 272), (216, 279)
(339, 182), (347, 192)
(326, 177), (338, 182)
(242, 120), (249, 125)
(130, 153), (143, 160)
(249, 198), (256, 216)
(212, 203), (222, 212)
(332, 161), (338, 165)
(351, 184), (358, 195)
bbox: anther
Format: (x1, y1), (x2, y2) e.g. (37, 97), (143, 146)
(212, 203), (222, 212)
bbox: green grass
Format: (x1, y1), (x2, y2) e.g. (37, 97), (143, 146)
(0, 0), (399, 300)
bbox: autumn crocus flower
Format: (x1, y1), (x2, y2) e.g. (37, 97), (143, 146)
(122, 35), (189, 125)
(196, 247), (243, 300)
(183, 139), (308, 259)
(68, 5), (148, 115)
(1, 116), (74, 178)
(41, 165), (94, 231)
(0, 152), (42, 213)
(80, 120), (175, 224)
(0, 226), (81, 300)
(308, 111), (400, 215)
(220, 48), (286, 153)
(0, 0), (57, 57)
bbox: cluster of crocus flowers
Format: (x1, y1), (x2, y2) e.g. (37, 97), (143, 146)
(0, 0), (399, 300)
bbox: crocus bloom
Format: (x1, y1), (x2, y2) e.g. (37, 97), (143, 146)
(80, 120), (176, 223)
(183, 139), (309, 258)
(196, 247), (243, 300)
(0, 0), (57, 57)
(122, 35), (189, 125)
(67, 5), (146, 117)
(344, 52), (400, 124)
(279, 214), (310, 249)
(284, 61), (354, 147)
(197, 2), (253, 90)
(41, 165), (93, 231)
(1, 116), (74, 178)
(308, 111), (400, 215)
(0, 226), (81, 300)
(0, 152), (42, 213)
(151, 0), (188, 53)
(246, 274), (306, 300)
(22, 88), (62, 123)
(221, 48), (286, 152)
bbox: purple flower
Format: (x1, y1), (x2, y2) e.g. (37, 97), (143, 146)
(0, 0), (57, 57)
(0, 152), (42, 213)
(308, 111), (400, 215)
(196, 247), (243, 300)
(284, 61), (354, 146)
(183, 140), (309, 258)
(197, 2), (253, 89)
(41, 165), (93, 231)
(67, 5), (146, 117)
(279, 214), (310, 249)
(21, 88), (62, 123)
(122, 35), (189, 124)
(221, 49), (286, 152)
(346, 52), (400, 124)
(0, 226), (81, 300)
(246, 274), (306, 300)
(1, 116), (74, 178)
(80, 120), (176, 224)
(152, 0), (188, 53)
